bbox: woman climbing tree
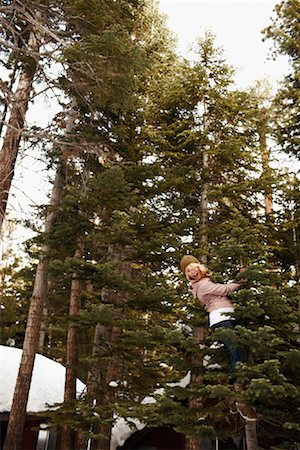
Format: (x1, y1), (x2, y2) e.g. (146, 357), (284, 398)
(180, 254), (257, 423)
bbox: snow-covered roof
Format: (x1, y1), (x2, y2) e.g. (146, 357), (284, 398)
(110, 417), (145, 450)
(0, 345), (85, 413)
(110, 372), (191, 450)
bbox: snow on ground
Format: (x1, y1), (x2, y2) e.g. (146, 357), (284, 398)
(0, 345), (85, 413)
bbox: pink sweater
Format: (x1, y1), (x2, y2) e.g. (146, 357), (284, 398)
(190, 277), (240, 313)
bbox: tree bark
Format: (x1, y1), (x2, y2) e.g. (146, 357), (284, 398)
(185, 436), (201, 450)
(199, 100), (210, 265)
(200, 147), (209, 265)
(38, 304), (48, 352)
(95, 322), (123, 450)
(90, 307), (125, 449)
(60, 239), (85, 449)
(0, 64), (17, 139)
(185, 101), (211, 449)
(185, 327), (207, 450)
(244, 421), (259, 450)
(61, 163), (90, 449)
(3, 163), (65, 450)
(259, 120), (273, 216)
(76, 320), (102, 450)
(0, 10), (44, 232)
(79, 248), (131, 450)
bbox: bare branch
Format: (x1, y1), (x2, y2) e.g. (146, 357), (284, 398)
(0, 78), (13, 103)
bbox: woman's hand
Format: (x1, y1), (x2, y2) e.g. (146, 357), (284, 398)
(234, 267), (247, 285)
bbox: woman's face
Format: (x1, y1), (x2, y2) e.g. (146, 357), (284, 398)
(185, 263), (201, 282)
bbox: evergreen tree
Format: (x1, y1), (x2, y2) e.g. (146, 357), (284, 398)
(264, 0), (300, 157)
(131, 31), (300, 448)
(17, 2), (181, 448)
(2, 1), (152, 448)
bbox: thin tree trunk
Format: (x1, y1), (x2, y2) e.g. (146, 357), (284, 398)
(0, 11), (44, 232)
(3, 163), (65, 450)
(259, 121), (273, 216)
(92, 324), (122, 450)
(200, 149), (209, 265)
(76, 320), (102, 450)
(256, 118), (273, 450)
(90, 306), (124, 450)
(185, 327), (207, 450)
(185, 102), (211, 449)
(244, 421), (259, 450)
(84, 248), (131, 450)
(77, 314), (122, 450)
(38, 304), (48, 352)
(0, 63), (17, 139)
(61, 239), (85, 449)
(199, 100), (210, 264)
(76, 319), (115, 450)
(61, 164), (90, 449)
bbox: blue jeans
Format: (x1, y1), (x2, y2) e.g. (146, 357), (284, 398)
(211, 320), (247, 372)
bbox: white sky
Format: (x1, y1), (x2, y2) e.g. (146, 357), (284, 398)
(158, 0), (289, 89)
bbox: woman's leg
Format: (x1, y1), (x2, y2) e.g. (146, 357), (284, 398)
(211, 320), (247, 372)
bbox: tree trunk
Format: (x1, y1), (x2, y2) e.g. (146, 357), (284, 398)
(3, 163), (65, 450)
(89, 322), (123, 450)
(0, 11), (44, 232)
(185, 436), (201, 450)
(38, 304), (48, 352)
(185, 327), (207, 450)
(199, 99), (210, 264)
(77, 315), (122, 450)
(61, 163), (90, 448)
(200, 148), (209, 265)
(259, 121), (273, 216)
(83, 248), (131, 450)
(76, 320), (102, 450)
(0, 64), (17, 139)
(60, 239), (85, 449)
(185, 101), (211, 449)
(244, 421), (259, 450)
